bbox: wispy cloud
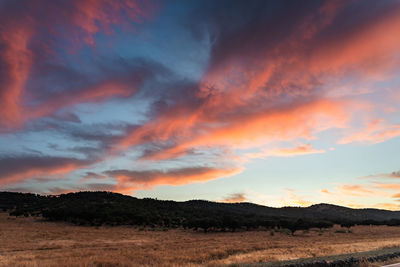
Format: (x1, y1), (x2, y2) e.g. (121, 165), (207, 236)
(246, 144), (325, 159)
(105, 166), (243, 193)
(221, 193), (247, 203)
(339, 119), (400, 145)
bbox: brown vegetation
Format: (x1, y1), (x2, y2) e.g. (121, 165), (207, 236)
(1, 213), (400, 266)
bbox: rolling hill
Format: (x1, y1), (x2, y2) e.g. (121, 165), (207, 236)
(1, 191), (400, 231)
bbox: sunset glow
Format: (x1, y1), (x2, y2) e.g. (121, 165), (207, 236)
(1, 0), (400, 210)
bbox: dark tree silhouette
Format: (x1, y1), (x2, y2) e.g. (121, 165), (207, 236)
(2, 192), (400, 233)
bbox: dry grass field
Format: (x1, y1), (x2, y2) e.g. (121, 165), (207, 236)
(1, 213), (400, 267)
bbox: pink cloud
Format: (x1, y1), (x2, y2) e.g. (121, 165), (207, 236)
(0, 0), (157, 131)
(339, 119), (400, 144)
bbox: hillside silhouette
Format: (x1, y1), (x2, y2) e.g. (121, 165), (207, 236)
(1, 191), (400, 233)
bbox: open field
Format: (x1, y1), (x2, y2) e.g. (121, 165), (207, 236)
(1, 213), (400, 266)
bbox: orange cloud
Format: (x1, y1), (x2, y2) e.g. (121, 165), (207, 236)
(202, 2), (400, 104)
(317, 183), (400, 210)
(320, 189), (333, 194)
(112, 2), (400, 165)
(0, 156), (95, 186)
(309, 4), (400, 78)
(221, 192), (247, 203)
(117, 98), (349, 161)
(373, 183), (400, 191)
(337, 184), (376, 197)
(0, 25), (33, 129)
(246, 144), (325, 159)
(324, 180), (400, 200)
(316, 168), (400, 210)
(105, 166), (243, 193)
(199, 2), (345, 100)
(173, 2), (400, 165)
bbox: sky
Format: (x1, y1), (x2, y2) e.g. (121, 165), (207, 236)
(0, 0), (400, 210)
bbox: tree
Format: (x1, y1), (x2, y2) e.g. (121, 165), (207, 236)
(280, 219), (311, 235)
(314, 220), (334, 231)
(340, 221), (355, 232)
(222, 214), (240, 232)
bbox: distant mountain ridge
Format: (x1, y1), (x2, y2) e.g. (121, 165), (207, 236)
(0, 192), (400, 221)
(0, 192), (400, 228)
(183, 200), (400, 222)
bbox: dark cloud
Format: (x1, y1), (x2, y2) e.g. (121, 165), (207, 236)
(30, 121), (137, 158)
(190, 0), (322, 68)
(189, 0), (399, 73)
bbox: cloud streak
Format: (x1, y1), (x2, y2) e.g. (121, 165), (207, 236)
(0, 155), (95, 186)
(339, 119), (400, 144)
(105, 166), (243, 193)
(246, 144), (325, 159)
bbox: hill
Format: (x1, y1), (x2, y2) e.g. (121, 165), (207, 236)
(1, 191), (400, 232)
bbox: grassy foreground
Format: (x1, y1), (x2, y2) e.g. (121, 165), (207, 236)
(1, 213), (400, 266)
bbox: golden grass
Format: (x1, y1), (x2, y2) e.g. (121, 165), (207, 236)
(1, 213), (400, 266)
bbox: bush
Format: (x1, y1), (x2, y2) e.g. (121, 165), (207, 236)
(270, 230), (274, 236)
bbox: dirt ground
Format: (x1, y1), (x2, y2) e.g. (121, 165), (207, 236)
(1, 213), (400, 266)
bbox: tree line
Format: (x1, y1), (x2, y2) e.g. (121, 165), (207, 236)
(2, 191), (400, 234)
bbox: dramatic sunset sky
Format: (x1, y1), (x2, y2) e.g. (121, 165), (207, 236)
(1, 0), (400, 209)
